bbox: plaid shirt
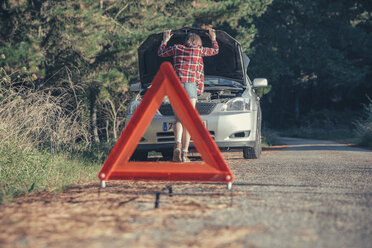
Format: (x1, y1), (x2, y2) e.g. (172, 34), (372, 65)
(158, 40), (219, 94)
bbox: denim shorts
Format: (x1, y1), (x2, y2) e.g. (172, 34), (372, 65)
(174, 82), (197, 121)
(182, 82), (197, 99)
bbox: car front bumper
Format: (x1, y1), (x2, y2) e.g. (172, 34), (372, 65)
(126, 110), (257, 152)
(134, 140), (257, 152)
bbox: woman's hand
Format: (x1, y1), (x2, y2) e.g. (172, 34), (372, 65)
(207, 28), (216, 41)
(163, 30), (173, 43)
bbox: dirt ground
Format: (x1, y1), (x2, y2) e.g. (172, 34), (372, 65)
(3, 139), (369, 248)
(0, 149), (275, 248)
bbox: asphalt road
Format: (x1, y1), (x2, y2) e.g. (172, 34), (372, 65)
(1, 137), (371, 248)
(144, 137), (372, 248)
(223, 137), (372, 248)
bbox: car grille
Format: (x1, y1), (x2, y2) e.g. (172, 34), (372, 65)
(158, 102), (217, 116)
(157, 132), (175, 143)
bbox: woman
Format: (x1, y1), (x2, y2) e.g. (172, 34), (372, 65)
(158, 28), (219, 162)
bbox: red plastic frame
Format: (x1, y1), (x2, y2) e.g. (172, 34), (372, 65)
(98, 62), (234, 183)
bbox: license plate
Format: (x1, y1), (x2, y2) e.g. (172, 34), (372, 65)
(162, 121), (207, 131)
(163, 122), (174, 131)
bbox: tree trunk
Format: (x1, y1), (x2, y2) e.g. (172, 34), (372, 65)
(91, 102), (100, 143)
(105, 120), (109, 143)
(113, 116), (117, 140)
(89, 89), (100, 143)
(107, 98), (118, 140)
(294, 91), (300, 122)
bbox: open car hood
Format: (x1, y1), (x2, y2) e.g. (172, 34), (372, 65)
(138, 27), (249, 89)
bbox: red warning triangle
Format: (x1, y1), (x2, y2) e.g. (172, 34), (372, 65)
(98, 62), (234, 183)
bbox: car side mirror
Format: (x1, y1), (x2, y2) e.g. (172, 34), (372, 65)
(129, 83), (141, 92)
(253, 78), (268, 88)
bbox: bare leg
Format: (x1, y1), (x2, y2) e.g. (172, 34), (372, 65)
(181, 98), (197, 152)
(173, 121), (183, 144)
(172, 116), (183, 162)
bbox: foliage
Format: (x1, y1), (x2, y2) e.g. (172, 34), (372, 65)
(0, 0), (274, 141)
(298, 109), (357, 129)
(262, 128), (279, 146)
(256, 84), (272, 98)
(0, 69), (100, 203)
(0, 68), (90, 151)
(1, 1), (371, 134)
(277, 109), (358, 142)
(279, 127), (355, 142)
(250, 0), (372, 128)
(354, 98), (372, 147)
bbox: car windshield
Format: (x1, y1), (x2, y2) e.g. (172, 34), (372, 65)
(204, 77), (243, 89)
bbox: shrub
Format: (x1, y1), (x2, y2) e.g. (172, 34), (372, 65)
(299, 109), (356, 129)
(262, 128), (279, 146)
(355, 98), (372, 147)
(277, 109), (356, 141)
(0, 70), (97, 203)
(0, 71), (90, 152)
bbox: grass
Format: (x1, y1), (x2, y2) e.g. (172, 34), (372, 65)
(0, 77), (102, 204)
(0, 144), (102, 203)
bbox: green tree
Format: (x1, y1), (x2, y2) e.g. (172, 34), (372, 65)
(1, 0), (274, 142)
(250, 0), (372, 128)
(1, 0), (131, 142)
(252, 0), (371, 126)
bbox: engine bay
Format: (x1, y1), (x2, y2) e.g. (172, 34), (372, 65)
(200, 87), (244, 102)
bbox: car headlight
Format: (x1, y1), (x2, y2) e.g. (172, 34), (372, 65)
(222, 98), (251, 111)
(127, 100), (140, 114)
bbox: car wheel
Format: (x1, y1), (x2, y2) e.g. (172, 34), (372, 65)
(130, 151), (148, 161)
(243, 107), (262, 159)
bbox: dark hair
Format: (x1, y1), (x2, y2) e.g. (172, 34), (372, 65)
(185, 33), (202, 46)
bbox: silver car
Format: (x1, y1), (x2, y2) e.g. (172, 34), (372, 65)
(126, 27), (268, 160)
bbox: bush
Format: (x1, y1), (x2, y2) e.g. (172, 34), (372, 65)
(277, 109), (357, 142)
(355, 98), (372, 147)
(0, 71), (99, 203)
(278, 126), (355, 141)
(0, 71), (90, 152)
(299, 109), (356, 129)
(262, 128), (279, 146)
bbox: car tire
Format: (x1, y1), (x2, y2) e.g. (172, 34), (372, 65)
(243, 107), (262, 159)
(130, 151), (148, 161)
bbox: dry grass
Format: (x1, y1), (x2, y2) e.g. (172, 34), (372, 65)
(0, 79), (90, 152)
(0, 69), (99, 203)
